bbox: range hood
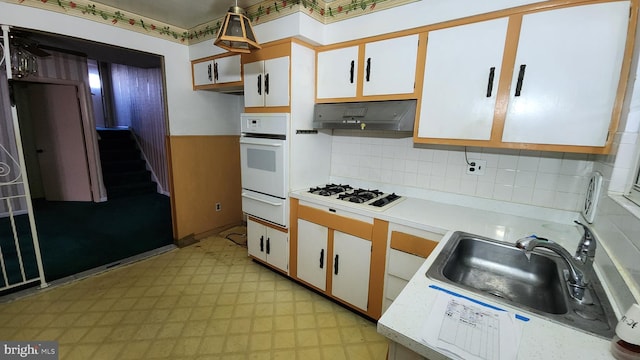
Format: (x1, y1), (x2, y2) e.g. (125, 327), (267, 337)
(313, 100), (417, 132)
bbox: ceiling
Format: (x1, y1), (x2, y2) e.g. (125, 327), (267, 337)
(8, 0), (268, 69)
(92, 0), (265, 29)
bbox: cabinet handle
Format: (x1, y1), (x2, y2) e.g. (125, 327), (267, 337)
(260, 235), (264, 252)
(515, 64), (526, 97)
(486, 66), (495, 97)
(207, 64), (212, 81)
(266, 237), (270, 254)
(365, 58), (371, 82)
(257, 74), (262, 95)
(214, 62), (218, 81)
(334, 254), (339, 275)
(319, 249), (324, 269)
(349, 60), (354, 84)
(265, 73), (270, 95)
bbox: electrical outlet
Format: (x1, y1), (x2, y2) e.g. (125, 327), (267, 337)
(215, 203), (222, 211)
(466, 159), (486, 175)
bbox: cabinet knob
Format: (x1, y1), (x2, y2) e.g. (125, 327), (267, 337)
(266, 237), (270, 254)
(334, 254), (339, 275)
(265, 73), (270, 95)
(260, 235), (264, 252)
(320, 249), (324, 269)
(257, 74), (262, 95)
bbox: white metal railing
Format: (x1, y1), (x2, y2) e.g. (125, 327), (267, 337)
(0, 25), (47, 292)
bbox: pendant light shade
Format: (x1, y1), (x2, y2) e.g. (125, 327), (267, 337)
(214, 4), (261, 53)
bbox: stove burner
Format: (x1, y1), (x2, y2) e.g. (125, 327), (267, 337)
(309, 184), (353, 196)
(370, 193), (401, 207)
(337, 188), (384, 204)
(307, 184), (402, 210)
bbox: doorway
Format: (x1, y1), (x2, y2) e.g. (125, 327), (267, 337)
(14, 82), (93, 202)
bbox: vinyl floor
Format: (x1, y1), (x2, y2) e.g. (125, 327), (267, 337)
(0, 227), (388, 359)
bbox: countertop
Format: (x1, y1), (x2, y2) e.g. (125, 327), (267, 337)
(377, 230), (616, 360)
(290, 189), (619, 359)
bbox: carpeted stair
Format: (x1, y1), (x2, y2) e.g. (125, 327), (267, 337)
(97, 128), (157, 198)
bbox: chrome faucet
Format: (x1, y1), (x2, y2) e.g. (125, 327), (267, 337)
(515, 220), (597, 302)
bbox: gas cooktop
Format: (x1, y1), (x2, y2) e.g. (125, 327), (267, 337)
(306, 184), (404, 211)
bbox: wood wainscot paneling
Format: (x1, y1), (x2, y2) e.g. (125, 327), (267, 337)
(168, 135), (243, 241)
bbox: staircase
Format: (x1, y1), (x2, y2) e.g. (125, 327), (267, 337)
(97, 128), (157, 199)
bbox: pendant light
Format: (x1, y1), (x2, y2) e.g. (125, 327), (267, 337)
(214, 0), (261, 53)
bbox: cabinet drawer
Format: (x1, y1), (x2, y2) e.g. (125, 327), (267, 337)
(387, 249), (425, 281)
(385, 274), (410, 301)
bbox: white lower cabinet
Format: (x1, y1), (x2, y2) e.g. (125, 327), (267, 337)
(296, 219), (372, 311)
(247, 218), (288, 273)
(332, 231), (371, 311)
(297, 219), (328, 291)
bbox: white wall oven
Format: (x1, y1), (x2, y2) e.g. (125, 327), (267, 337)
(240, 113), (289, 227)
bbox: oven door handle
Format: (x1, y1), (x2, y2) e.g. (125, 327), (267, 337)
(239, 139), (283, 147)
(241, 193), (284, 206)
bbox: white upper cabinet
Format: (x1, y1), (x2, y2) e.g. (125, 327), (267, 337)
(193, 60), (215, 87)
(316, 46), (359, 99)
(214, 55), (242, 84)
(417, 18), (509, 140)
(502, 1), (629, 146)
(316, 34), (419, 100)
(362, 34), (419, 96)
(192, 54), (242, 88)
(244, 56), (290, 107)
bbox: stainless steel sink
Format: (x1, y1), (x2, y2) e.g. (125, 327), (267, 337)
(426, 231), (617, 339)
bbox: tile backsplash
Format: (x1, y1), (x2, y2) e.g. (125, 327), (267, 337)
(330, 134), (593, 212)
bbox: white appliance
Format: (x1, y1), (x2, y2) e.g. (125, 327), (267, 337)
(240, 113), (290, 227)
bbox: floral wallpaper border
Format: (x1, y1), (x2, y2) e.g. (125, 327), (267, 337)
(3, 0), (419, 45)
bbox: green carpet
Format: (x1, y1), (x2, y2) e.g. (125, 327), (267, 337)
(0, 193), (173, 290)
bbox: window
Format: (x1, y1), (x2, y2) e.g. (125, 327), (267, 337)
(626, 166), (640, 205)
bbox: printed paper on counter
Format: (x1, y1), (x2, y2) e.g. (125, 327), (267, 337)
(421, 292), (523, 360)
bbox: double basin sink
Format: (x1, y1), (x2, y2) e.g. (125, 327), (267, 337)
(425, 231), (616, 338)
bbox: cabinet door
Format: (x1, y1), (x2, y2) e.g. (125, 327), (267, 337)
(331, 231), (371, 311)
(243, 60), (266, 107)
(193, 60), (214, 86)
(266, 227), (288, 272)
(317, 46), (359, 99)
(247, 219), (267, 262)
(502, 2), (629, 146)
(417, 18), (509, 140)
(264, 57), (290, 107)
(214, 55), (241, 84)
(362, 34), (419, 96)
(297, 219), (328, 291)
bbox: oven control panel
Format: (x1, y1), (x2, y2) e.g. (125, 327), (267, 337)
(241, 113), (289, 136)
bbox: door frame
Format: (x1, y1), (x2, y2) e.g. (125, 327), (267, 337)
(15, 78), (105, 202)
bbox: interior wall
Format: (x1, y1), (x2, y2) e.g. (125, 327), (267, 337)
(168, 135), (243, 240)
(0, 2), (242, 137)
(330, 136), (593, 212)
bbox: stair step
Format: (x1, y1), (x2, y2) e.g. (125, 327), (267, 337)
(104, 170), (151, 186)
(97, 128), (157, 198)
(97, 129), (133, 140)
(106, 182), (157, 198)
(101, 159), (147, 173)
(100, 149), (141, 162)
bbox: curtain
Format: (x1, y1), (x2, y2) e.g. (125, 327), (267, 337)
(110, 64), (169, 193)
